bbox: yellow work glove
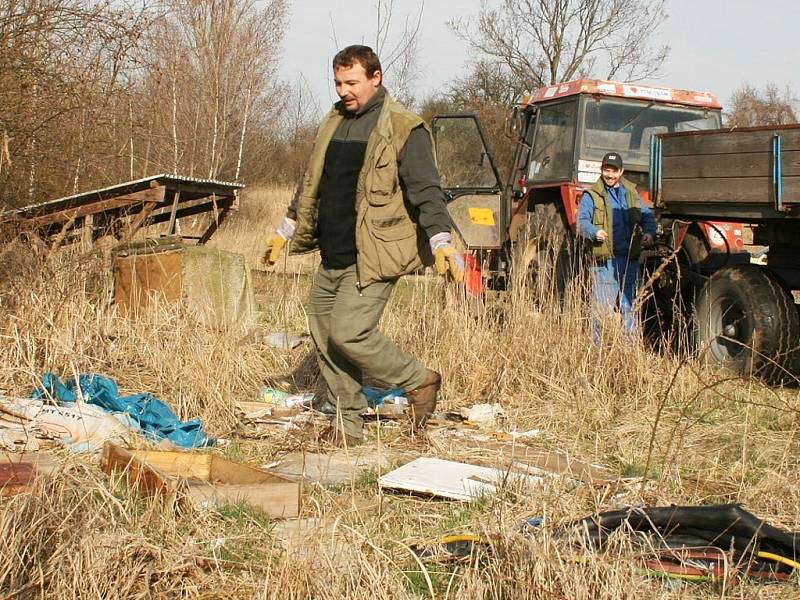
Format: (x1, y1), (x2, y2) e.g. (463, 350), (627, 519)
(262, 217), (295, 267)
(430, 232), (465, 283)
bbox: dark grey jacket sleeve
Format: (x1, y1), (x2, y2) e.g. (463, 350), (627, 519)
(398, 125), (452, 238)
(285, 185), (301, 220)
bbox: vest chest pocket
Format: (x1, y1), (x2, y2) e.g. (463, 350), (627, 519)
(368, 143), (398, 203)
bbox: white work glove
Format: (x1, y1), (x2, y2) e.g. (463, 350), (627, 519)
(262, 217), (296, 266)
(429, 232), (465, 283)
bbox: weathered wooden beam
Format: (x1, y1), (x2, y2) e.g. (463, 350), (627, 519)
(119, 201), (159, 244)
(23, 186), (166, 228)
(198, 206), (230, 245)
(147, 197), (235, 226)
(49, 214), (77, 253)
(166, 190), (181, 235)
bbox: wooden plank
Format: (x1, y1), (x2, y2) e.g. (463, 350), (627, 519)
(25, 186), (166, 228)
(270, 450), (394, 486)
(130, 450), (212, 480)
(198, 206), (230, 245)
(661, 176), (800, 204)
(124, 200), (160, 243)
(49, 214), (77, 253)
(186, 480), (300, 518)
(208, 455), (291, 485)
(146, 197), (235, 226)
(166, 190), (181, 235)
(662, 128), (800, 157)
(663, 151), (800, 180)
(100, 442), (175, 499)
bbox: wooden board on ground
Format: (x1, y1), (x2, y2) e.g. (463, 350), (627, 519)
(427, 429), (621, 488)
(378, 456), (543, 501)
(269, 448), (399, 486)
(100, 442), (300, 518)
(0, 452), (59, 496)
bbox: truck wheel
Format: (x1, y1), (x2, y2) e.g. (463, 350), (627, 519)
(694, 265), (799, 382)
(512, 203), (578, 301)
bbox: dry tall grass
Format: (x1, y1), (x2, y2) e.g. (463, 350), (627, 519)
(0, 187), (798, 598)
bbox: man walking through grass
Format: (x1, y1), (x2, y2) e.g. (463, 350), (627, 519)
(577, 152), (656, 342)
(262, 45), (462, 447)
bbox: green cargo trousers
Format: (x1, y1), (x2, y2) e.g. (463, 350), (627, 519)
(307, 264), (429, 439)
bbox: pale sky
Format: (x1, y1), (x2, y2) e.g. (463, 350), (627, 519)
(281, 0), (799, 114)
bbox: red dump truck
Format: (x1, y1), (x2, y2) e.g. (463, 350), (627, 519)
(433, 79), (799, 380)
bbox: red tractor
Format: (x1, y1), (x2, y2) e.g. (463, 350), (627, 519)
(433, 79), (752, 362)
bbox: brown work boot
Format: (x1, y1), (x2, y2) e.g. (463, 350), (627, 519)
(318, 425), (362, 448)
(405, 369), (441, 428)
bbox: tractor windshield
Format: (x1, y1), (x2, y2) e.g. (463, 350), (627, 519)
(581, 98), (721, 169)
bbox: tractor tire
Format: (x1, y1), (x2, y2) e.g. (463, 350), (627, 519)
(694, 265), (799, 383)
(641, 230), (707, 355)
(511, 203), (580, 302)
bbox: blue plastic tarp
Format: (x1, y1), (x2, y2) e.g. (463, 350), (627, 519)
(32, 373), (209, 448)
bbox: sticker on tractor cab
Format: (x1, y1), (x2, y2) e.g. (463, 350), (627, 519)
(468, 207), (495, 226)
(597, 83), (616, 94)
(622, 85), (672, 101)
(578, 159), (601, 184)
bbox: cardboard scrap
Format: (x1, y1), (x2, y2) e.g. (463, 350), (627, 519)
(378, 457), (545, 501)
(101, 442), (300, 518)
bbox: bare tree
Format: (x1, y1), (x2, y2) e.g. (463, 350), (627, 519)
(374, 0), (424, 105)
(449, 0), (669, 90)
(726, 83), (798, 127)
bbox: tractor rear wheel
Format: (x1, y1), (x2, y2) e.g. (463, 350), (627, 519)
(694, 265), (799, 382)
(512, 203), (580, 302)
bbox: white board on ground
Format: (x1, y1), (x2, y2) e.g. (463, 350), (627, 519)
(378, 457), (544, 501)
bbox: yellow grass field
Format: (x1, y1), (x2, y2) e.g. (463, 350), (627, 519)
(1, 186), (798, 598)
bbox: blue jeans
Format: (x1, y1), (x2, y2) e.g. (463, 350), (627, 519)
(590, 256), (640, 342)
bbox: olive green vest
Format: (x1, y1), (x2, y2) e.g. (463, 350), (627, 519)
(586, 177), (642, 261)
(290, 91), (433, 285)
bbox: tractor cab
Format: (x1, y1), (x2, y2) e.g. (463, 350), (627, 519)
(433, 79), (727, 294)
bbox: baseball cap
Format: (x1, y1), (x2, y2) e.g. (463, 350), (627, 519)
(601, 152), (623, 169)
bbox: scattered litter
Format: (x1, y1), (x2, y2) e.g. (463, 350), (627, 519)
(362, 387), (408, 418)
(238, 401), (303, 421)
(1, 396), (138, 453)
(378, 457), (543, 501)
(256, 387), (316, 409)
(263, 332), (309, 349)
(0, 452), (59, 496)
(101, 442), (300, 518)
(556, 504), (800, 583)
(33, 373), (209, 449)
(362, 387), (405, 408)
(459, 403), (506, 429)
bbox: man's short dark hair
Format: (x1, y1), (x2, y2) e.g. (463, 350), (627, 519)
(333, 45), (382, 78)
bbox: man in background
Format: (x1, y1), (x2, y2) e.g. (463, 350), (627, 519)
(577, 152), (656, 341)
(262, 45), (463, 446)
